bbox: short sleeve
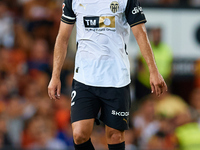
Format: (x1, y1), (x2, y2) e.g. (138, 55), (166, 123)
(125, 0), (147, 27)
(61, 0), (76, 24)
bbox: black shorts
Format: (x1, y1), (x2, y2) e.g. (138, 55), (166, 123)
(70, 79), (131, 130)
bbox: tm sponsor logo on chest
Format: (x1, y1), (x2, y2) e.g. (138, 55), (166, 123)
(83, 16), (116, 32)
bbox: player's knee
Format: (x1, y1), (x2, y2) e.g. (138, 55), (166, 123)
(107, 129), (124, 144)
(73, 130), (90, 144)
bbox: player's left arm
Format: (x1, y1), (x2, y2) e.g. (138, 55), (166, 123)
(125, 0), (167, 96)
(131, 23), (167, 96)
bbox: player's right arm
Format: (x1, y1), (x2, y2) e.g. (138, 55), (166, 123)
(48, 0), (76, 100)
(48, 22), (74, 100)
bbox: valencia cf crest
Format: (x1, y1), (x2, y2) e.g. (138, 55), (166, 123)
(110, 1), (119, 13)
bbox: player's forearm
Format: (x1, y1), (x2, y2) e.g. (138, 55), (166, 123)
(52, 35), (68, 79)
(138, 34), (158, 73)
(133, 25), (158, 74)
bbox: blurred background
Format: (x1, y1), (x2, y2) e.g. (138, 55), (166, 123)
(0, 0), (200, 149)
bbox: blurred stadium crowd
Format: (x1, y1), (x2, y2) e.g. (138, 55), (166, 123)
(140, 0), (200, 7)
(0, 0), (200, 150)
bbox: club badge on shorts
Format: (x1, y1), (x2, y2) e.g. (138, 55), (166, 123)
(110, 1), (119, 13)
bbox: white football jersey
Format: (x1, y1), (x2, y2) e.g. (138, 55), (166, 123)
(61, 0), (146, 87)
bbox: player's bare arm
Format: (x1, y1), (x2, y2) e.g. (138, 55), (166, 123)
(132, 23), (167, 96)
(48, 22), (74, 100)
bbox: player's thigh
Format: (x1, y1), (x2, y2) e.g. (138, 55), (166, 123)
(105, 125), (125, 144)
(100, 84), (131, 130)
(71, 79), (101, 123)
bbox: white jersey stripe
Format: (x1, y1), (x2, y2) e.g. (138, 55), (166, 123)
(62, 14), (76, 20)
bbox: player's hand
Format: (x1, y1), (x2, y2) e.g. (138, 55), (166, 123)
(150, 71), (167, 97)
(48, 77), (61, 100)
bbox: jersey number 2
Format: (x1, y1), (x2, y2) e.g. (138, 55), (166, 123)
(71, 91), (76, 106)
